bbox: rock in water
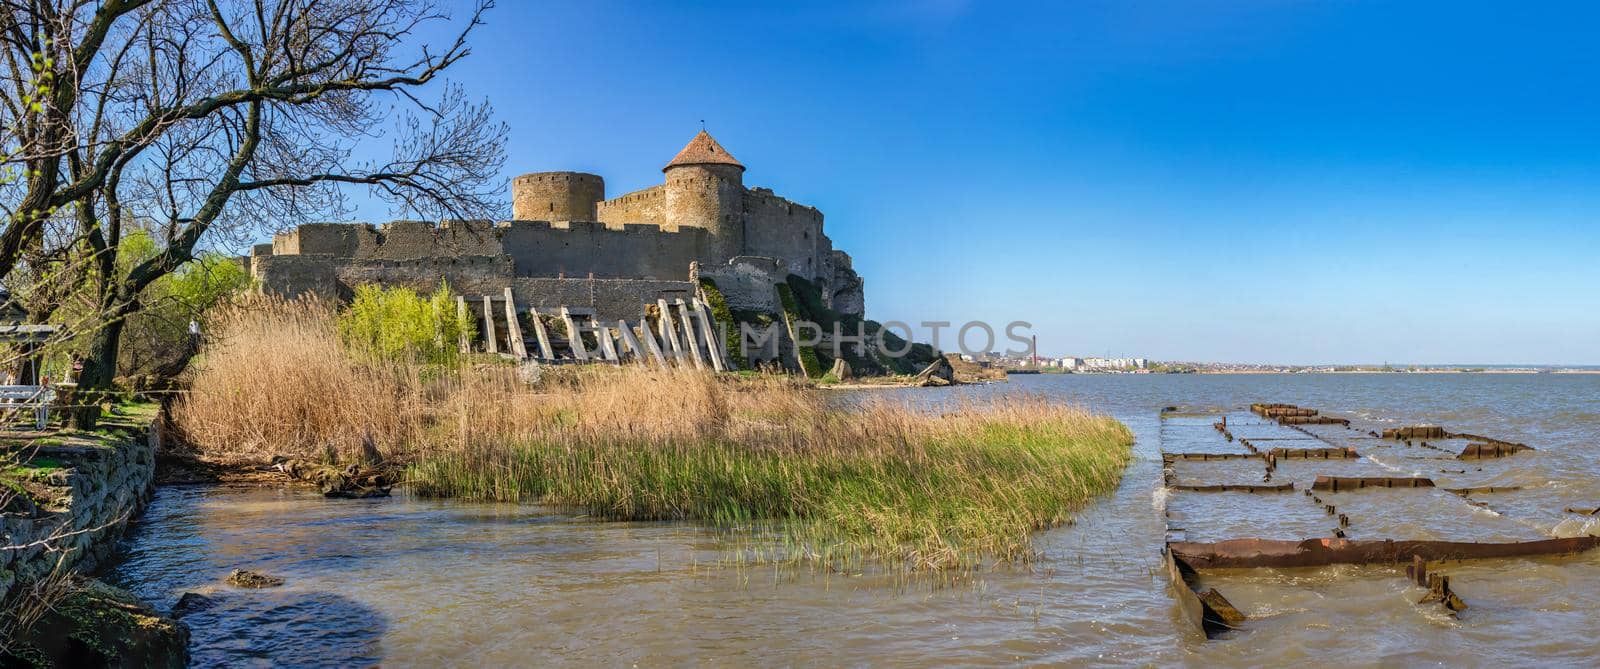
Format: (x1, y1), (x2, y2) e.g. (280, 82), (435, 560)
(172, 592), (218, 617)
(829, 358), (853, 381)
(227, 569), (285, 589)
(915, 357), (955, 386)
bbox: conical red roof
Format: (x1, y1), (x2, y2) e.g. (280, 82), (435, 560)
(663, 130), (744, 172)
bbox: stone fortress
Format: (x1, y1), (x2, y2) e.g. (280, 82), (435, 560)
(251, 130), (866, 324)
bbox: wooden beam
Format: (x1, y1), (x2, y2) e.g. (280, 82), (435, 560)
(502, 287), (528, 359)
(692, 298), (726, 372)
(657, 298), (686, 364)
(616, 320), (652, 366)
(482, 296), (497, 355)
(432, 298), (445, 350)
(633, 319), (669, 367)
(559, 306), (589, 361)
(456, 296), (470, 354)
(526, 306), (555, 360)
(596, 323), (620, 361)
(674, 299), (706, 369)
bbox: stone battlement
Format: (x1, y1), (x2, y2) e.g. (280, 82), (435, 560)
(254, 130), (866, 324)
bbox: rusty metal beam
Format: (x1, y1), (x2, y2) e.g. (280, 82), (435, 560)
(1457, 442), (1533, 459)
(1269, 446), (1361, 459)
(1172, 483), (1295, 493)
(1162, 452), (1262, 461)
(1169, 536), (1600, 569)
(1162, 548), (1245, 638)
(1383, 426), (1447, 439)
(1277, 415), (1350, 425)
(1312, 476), (1435, 491)
(1444, 486), (1523, 495)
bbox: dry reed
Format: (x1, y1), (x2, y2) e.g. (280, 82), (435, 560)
(175, 298), (1134, 569)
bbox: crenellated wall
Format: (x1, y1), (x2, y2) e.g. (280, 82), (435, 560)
(511, 172), (605, 221)
(255, 132), (867, 324)
(501, 220), (708, 279)
(595, 185), (667, 228)
(743, 187), (827, 281)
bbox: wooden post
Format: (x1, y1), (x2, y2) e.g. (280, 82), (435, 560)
(482, 296), (498, 355)
(693, 298), (726, 372)
(456, 296), (470, 354)
(675, 299), (706, 369)
(559, 306), (589, 361)
(432, 298), (445, 350)
(596, 323), (620, 361)
(633, 320), (669, 367)
(616, 320), (651, 366)
(502, 287), (528, 359)
(527, 306), (555, 360)
(657, 298), (686, 364)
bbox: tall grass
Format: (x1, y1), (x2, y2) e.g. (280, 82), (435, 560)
(176, 297), (1134, 569)
(175, 296), (427, 461)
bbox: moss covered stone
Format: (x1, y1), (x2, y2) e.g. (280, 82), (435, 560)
(697, 277), (748, 370)
(2, 579), (188, 669)
(775, 283), (823, 377)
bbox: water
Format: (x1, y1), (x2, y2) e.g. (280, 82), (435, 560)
(105, 373), (1600, 666)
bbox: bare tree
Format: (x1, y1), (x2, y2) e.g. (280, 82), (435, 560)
(0, 0), (507, 426)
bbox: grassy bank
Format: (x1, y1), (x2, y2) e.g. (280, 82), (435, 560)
(176, 296), (1133, 569)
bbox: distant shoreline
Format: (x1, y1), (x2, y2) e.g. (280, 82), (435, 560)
(1187, 369), (1600, 375)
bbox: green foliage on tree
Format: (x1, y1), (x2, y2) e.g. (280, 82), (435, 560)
(44, 230), (251, 380)
(338, 283), (469, 366)
(115, 232), (251, 377)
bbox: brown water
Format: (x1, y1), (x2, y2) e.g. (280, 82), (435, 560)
(106, 373), (1600, 667)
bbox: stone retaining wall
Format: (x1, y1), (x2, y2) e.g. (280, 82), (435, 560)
(1, 412), (159, 603)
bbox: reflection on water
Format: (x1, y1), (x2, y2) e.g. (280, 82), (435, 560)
(107, 374), (1600, 666)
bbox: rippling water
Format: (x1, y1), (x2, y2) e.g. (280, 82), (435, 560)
(106, 373), (1600, 667)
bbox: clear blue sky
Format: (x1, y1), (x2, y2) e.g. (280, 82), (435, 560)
(353, 1), (1600, 365)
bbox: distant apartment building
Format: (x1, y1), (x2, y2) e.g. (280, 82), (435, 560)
(1056, 356), (1148, 371)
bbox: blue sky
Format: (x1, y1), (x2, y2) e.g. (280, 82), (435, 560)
(350, 1), (1600, 365)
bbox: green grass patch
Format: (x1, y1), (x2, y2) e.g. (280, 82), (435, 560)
(408, 382), (1133, 570)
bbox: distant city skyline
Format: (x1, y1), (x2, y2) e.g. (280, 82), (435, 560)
(341, 1), (1600, 365)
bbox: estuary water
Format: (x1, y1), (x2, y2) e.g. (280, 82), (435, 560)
(105, 373), (1600, 667)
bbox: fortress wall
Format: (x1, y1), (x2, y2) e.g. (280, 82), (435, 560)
(511, 277), (697, 322)
(742, 189), (825, 280)
(596, 185), (667, 228)
(828, 249), (866, 318)
(500, 220), (704, 280)
(512, 172), (605, 221)
(702, 257), (785, 314)
(256, 250), (691, 322)
(252, 254), (346, 299)
(274, 222), (379, 257)
(360, 220), (503, 261)
(332, 256), (517, 300)
(666, 166), (745, 261)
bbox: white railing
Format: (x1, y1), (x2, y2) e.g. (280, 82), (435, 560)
(0, 384), (55, 430)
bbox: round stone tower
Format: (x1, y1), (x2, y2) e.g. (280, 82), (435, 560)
(511, 171), (605, 221)
(663, 130), (746, 261)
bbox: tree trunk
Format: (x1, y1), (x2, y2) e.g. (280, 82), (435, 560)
(70, 315), (127, 429)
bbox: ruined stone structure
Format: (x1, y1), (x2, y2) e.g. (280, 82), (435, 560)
(251, 131), (866, 322)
